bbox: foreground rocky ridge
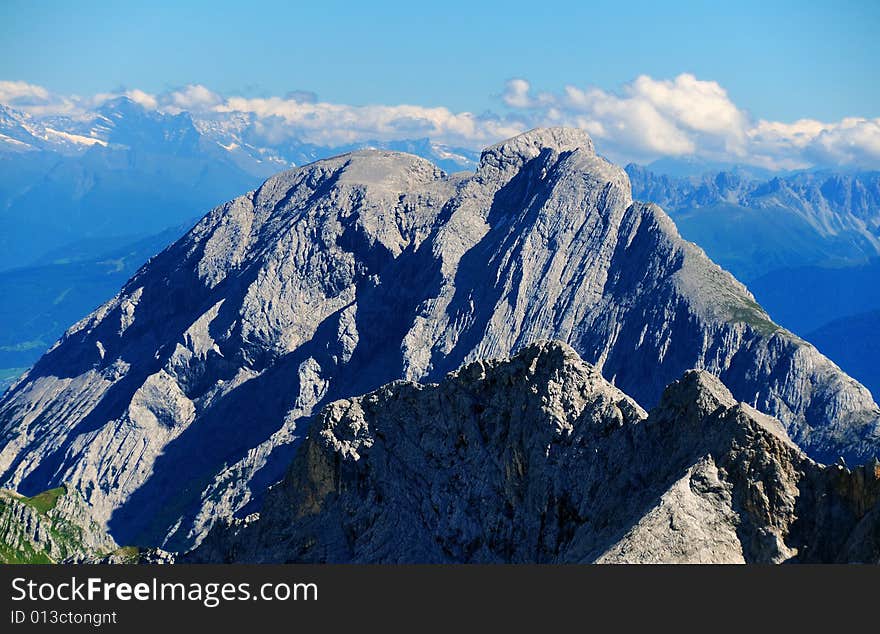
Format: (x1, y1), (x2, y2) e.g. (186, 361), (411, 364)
(0, 485), (117, 563)
(191, 342), (880, 564)
(0, 128), (878, 551)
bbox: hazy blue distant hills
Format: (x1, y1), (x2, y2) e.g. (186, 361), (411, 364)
(0, 99), (275, 272)
(745, 259), (880, 397)
(626, 163), (880, 282)
(641, 155), (780, 180)
(626, 163), (880, 401)
(0, 145), (266, 272)
(747, 258), (880, 334)
(0, 224), (189, 391)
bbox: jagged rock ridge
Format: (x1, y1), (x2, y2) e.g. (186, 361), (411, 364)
(0, 128), (878, 551)
(190, 342), (880, 564)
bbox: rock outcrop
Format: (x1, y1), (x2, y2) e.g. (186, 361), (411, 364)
(1, 128), (878, 551)
(0, 485), (117, 563)
(190, 342), (880, 564)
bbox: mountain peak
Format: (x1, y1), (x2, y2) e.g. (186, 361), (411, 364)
(657, 369), (738, 417)
(95, 95), (149, 117)
(189, 344), (880, 564)
(480, 127), (595, 168)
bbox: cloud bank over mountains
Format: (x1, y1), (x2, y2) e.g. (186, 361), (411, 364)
(502, 75), (880, 170)
(2, 74), (878, 170)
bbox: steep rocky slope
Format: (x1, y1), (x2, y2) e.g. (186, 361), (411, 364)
(1, 128), (878, 551)
(0, 485), (117, 563)
(190, 342), (880, 564)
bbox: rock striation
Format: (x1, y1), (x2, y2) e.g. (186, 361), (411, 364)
(0, 128), (878, 550)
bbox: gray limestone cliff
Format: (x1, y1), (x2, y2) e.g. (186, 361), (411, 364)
(0, 128), (877, 551)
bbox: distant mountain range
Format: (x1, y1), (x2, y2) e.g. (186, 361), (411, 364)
(626, 163), (880, 282)
(625, 163), (880, 400)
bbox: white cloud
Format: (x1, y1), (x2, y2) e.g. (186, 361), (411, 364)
(0, 80), (50, 103)
(504, 73), (752, 163)
(502, 79), (533, 108)
(1, 76), (878, 169)
(499, 73), (880, 169)
(124, 89), (158, 110)
(215, 96), (524, 147)
(159, 84), (222, 113)
(0, 80), (81, 117)
(804, 118), (880, 168)
(92, 88), (158, 111)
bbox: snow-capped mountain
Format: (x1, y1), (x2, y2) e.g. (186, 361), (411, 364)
(0, 97), (478, 274)
(0, 98), (479, 173)
(0, 104), (108, 153)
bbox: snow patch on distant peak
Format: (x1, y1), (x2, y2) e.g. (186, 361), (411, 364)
(43, 127), (107, 147)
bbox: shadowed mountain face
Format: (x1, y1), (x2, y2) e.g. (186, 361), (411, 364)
(190, 342), (880, 564)
(0, 128), (878, 551)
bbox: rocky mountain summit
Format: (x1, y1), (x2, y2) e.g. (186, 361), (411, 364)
(190, 342), (880, 564)
(1, 128), (878, 551)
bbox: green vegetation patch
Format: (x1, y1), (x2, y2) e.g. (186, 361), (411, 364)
(725, 297), (781, 335)
(23, 485), (67, 514)
(0, 541), (53, 564)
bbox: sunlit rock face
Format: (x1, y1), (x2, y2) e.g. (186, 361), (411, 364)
(1, 128), (877, 551)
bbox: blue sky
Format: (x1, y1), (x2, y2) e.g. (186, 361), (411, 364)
(1, 0), (877, 121)
(1, 0), (878, 169)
